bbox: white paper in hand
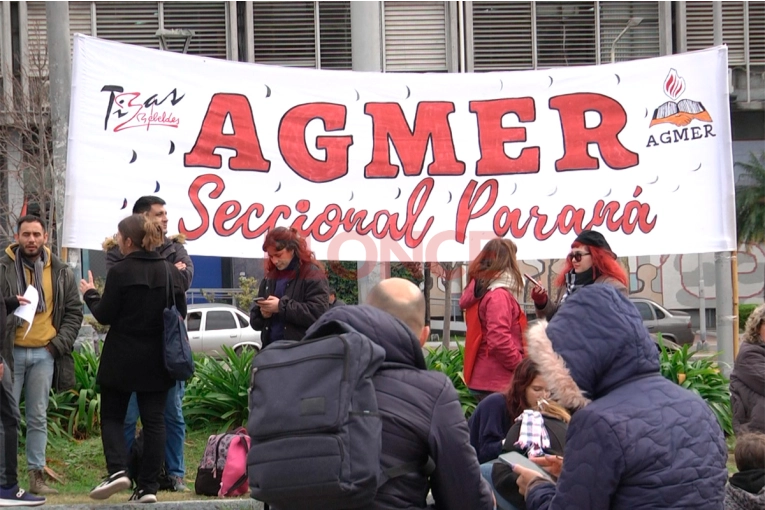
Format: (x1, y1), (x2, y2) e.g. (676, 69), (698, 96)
(13, 286), (39, 339)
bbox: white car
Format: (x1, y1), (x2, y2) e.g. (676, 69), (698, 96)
(185, 303), (262, 356)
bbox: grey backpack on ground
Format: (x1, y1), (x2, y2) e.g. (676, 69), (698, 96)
(247, 320), (386, 509)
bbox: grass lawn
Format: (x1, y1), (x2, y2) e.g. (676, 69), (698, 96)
(17, 425), (251, 505)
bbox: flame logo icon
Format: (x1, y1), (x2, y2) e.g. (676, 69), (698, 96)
(663, 69), (685, 101)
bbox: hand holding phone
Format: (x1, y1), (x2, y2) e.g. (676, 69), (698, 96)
(524, 273), (543, 289)
(500, 451), (553, 481)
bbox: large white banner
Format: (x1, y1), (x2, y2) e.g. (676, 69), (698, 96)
(65, 35), (735, 262)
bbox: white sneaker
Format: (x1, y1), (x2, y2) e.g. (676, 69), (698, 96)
(89, 470), (132, 500)
(129, 488), (157, 503)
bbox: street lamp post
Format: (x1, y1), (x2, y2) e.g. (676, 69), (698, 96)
(610, 17), (643, 64)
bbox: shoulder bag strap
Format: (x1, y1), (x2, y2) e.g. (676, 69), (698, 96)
(164, 261), (175, 309)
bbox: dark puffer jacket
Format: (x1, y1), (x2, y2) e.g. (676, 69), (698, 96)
(305, 305), (493, 510)
(524, 285), (727, 510)
(730, 341), (765, 435)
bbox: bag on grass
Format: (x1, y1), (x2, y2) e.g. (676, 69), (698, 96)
(127, 428), (174, 491)
(195, 427), (249, 497)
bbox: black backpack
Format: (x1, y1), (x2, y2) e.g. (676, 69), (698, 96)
(127, 428), (174, 491)
(247, 320), (391, 510)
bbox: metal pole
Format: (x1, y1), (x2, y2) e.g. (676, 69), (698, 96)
(715, 252), (735, 377)
(46, 1), (71, 259)
(351, 1), (384, 302)
(712, 2), (723, 47)
(698, 253), (707, 350)
(732, 252), (740, 358)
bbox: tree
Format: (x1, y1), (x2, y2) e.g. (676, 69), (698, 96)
(735, 151), (765, 299)
(0, 45), (55, 251)
(736, 151), (765, 247)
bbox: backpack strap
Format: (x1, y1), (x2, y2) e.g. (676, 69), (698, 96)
(381, 456), (435, 484)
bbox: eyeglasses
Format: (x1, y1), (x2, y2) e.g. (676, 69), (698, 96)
(568, 251), (591, 262)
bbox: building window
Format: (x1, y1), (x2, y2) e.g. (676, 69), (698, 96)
(252, 1), (351, 70)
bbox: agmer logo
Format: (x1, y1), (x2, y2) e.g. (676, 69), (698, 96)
(650, 69), (712, 127)
(646, 69), (715, 148)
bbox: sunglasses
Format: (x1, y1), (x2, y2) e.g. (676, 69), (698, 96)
(568, 251), (591, 262)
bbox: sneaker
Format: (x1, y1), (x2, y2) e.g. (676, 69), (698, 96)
(129, 488), (157, 503)
(0, 485), (45, 507)
(169, 475), (189, 492)
(89, 470), (132, 500)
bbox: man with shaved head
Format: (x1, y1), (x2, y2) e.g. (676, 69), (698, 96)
(305, 278), (494, 510)
(366, 278), (429, 345)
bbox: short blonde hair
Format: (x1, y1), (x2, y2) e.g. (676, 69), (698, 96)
(742, 304), (765, 345)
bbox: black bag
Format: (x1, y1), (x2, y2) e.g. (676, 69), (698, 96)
(246, 320), (386, 510)
(162, 262), (194, 380)
(127, 428), (174, 491)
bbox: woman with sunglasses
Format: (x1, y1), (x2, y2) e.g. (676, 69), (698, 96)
(531, 230), (627, 321)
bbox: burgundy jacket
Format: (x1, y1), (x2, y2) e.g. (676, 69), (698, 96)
(459, 279), (524, 392)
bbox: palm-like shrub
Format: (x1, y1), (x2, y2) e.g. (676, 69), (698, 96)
(425, 343), (477, 417)
(184, 346), (254, 432)
(657, 335), (733, 436)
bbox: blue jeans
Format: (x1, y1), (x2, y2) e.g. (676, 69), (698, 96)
(12, 347), (54, 472)
(124, 381), (185, 478)
(481, 461), (519, 510)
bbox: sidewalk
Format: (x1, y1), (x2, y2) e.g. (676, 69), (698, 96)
(37, 500), (262, 510)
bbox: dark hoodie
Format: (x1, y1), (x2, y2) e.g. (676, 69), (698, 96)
(524, 285), (727, 510)
(305, 305), (493, 510)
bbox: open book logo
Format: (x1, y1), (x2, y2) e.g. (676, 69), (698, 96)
(649, 69), (712, 127)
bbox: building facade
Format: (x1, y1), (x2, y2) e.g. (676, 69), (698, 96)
(0, 1), (763, 320)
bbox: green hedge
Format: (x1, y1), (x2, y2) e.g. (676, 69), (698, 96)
(739, 304), (759, 331)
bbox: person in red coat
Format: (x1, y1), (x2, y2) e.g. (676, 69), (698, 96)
(460, 238), (525, 401)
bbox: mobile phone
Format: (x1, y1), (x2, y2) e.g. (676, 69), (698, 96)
(499, 451), (553, 480)
(524, 273), (543, 289)
(254, 297), (266, 303)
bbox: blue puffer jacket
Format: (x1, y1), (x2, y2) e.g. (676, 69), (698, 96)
(524, 285), (727, 510)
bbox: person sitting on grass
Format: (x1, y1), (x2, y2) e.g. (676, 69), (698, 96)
(726, 433), (765, 510)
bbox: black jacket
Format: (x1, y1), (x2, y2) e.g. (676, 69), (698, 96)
(84, 251), (187, 392)
(105, 235), (194, 291)
(305, 305), (494, 510)
(250, 261), (329, 346)
(0, 296), (20, 366)
(730, 341), (765, 435)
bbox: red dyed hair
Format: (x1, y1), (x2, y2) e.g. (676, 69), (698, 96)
(503, 358), (540, 420)
(554, 241), (627, 289)
(262, 227), (324, 275)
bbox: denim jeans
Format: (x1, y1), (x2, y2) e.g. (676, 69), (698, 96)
(102, 388), (167, 494)
(0, 360), (20, 487)
(481, 461), (520, 510)
(12, 347), (54, 472)
(124, 381), (185, 478)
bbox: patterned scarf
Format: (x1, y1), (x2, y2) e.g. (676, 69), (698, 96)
(560, 267), (595, 304)
(513, 409), (550, 457)
(14, 246), (47, 313)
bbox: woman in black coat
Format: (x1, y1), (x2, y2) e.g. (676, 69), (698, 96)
(81, 214), (186, 503)
(250, 227), (329, 346)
